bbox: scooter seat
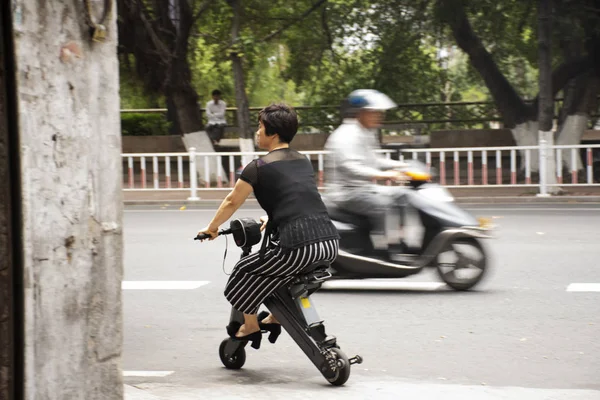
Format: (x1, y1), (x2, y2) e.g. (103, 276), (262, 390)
(291, 262), (331, 285)
(289, 262), (332, 298)
(304, 261), (331, 274)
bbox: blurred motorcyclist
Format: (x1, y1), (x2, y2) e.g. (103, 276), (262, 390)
(324, 89), (409, 257)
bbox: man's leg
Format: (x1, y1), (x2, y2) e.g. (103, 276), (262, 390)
(206, 124), (214, 141)
(339, 187), (392, 250)
(352, 186), (409, 249)
(215, 124), (225, 143)
(206, 124), (218, 144)
(373, 186), (410, 253)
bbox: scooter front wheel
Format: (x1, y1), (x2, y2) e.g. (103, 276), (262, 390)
(325, 348), (351, 386)
(436, 238), (487, 291)
(219, 338), (246, 369)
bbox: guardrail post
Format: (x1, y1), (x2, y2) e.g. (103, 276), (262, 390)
(188, 147), (200, 201)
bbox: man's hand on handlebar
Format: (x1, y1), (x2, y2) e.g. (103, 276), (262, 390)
(197, 225), (219, 241)
(377, 170), (408, 183)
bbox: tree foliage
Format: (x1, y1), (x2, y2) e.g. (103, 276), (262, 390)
(117, 0), (600, 139)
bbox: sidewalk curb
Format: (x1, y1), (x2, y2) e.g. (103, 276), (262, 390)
(123, 196), (600, 207)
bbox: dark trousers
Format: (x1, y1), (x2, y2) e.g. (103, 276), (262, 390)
(224, 240), (339, 314)
(336, 185), (408, 247)
(207, 124), (225, 143)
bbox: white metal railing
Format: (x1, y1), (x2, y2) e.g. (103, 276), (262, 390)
(400, 145), (540, 187)
(121, 144), (600, 199)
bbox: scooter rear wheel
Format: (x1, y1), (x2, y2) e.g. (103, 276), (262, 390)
(326, 348), (351, 386)
(436, 238), (487, 290)
(219, 338), (246, 370)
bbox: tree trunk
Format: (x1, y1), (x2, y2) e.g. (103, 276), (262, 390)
(556, 71), (599, 171)
(120, 0), (211, 136)
(168, 83), (203, 134)
(170, 57), (228, 185)
(232, 54), (255, 165)
(538, 0), (558, 193)
(511, 120), (540, 170)
(438, 0), (538, 169)
(166, 0), (204, 136)
(229, 0), (255, 166)
(165, 0), (228, 184)
(439, 0), (593, 173)
(437, 0), (533, 128)
(231, 56), (252, 141)
(165, 94), (182, 135)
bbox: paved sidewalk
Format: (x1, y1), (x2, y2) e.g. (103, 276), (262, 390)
(124, 381), (600, 400)
(123, 186), (600, 205)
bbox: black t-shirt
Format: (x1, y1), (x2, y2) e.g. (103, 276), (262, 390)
(240, 148), (339, 249)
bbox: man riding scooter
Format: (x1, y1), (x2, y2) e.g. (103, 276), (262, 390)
(324, 89), (410, 260)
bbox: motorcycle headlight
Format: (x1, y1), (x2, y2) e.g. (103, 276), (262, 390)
(478, 217), (493, 229)
(404, 170), (432, 181)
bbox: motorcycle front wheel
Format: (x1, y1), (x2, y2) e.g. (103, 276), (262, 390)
(436, 238), (487, 290)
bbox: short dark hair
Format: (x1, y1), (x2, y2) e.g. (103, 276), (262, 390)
(212, 89), (222, 96)
(258, 103), (298, 143)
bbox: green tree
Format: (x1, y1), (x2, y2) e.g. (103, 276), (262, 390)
(282, 1), (444, 114)
(436, 0), (600, 172)
(118, 0), (213, 134)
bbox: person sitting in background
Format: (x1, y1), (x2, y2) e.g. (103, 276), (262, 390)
(206, 89), (227, 145)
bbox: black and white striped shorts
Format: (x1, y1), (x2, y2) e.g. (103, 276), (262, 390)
(224, 239), (339, 314)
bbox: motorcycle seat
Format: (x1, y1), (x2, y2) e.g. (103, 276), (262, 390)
(326, 205), (372, 231)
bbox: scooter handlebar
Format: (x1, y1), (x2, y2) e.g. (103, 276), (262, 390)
(194, 228), (232, 241)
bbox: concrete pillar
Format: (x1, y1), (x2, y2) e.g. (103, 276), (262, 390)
(10, 0), (124, 398)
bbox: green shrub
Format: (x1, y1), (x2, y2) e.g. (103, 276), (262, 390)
(121, 113), (172, 136)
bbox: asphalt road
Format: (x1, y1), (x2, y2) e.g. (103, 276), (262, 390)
(122, 203), (600, 399)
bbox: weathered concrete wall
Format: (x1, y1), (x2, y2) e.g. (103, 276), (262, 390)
(13, 0), (123, 399)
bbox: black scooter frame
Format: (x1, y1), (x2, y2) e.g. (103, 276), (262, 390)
(221, 246), (362, 380)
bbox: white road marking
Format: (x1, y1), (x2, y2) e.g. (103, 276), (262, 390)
(566, 283), (600, 292)
(321, 280), (446, 291)
(123, 371), (174, 377)
(464, 207), (600, 211)
(122, 281), (210, 290)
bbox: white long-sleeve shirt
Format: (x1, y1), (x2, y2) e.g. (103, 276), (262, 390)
(205, 100), (227, 125)
(324, 118), (405, 200)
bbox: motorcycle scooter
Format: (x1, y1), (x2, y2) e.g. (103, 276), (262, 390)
(195, 218), (362, 386)
(326, 159), (493, 290)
